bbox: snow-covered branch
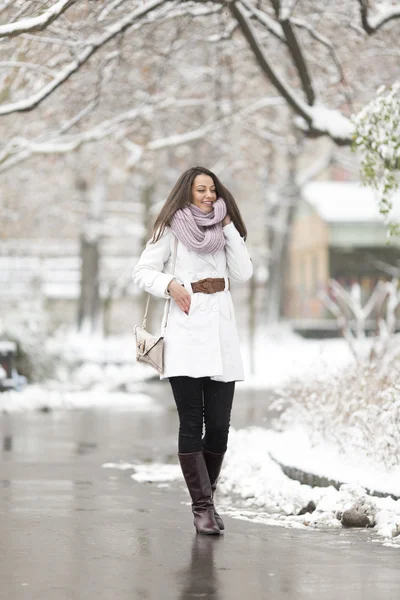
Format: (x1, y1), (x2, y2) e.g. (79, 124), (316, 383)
(207, 22), (239, 42)
(0, 0), (77, 38)
(0, 0), (170, 115)
(231, 3), (309, 119)
(20, 32), (88, 48)
(231, 1), (354, 143)
(137, 96), (285, 152)
(0, 61), (55, 77)
(0, 102), (155, 172)
(358, 0), (400, 34)
(319, 278), (397, 363)
(239, 0), (284, 41)
(366, 256), (400, 278)
(0, 95), (224, 172)
(0, 93), (280, 173)
(242, 0), (346, 92)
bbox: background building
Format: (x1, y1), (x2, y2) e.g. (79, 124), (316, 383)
(286, 181), (400, 335)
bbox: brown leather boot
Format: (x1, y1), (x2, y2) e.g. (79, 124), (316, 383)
(178, 451), (221, 535)
(203, 449), (225, 531)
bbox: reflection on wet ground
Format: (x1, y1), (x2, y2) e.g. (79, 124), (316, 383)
(178, 535), (222, 600)
(1, 383), (400, 599)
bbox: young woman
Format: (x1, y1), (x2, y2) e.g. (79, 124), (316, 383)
(133, 166), (253, 535)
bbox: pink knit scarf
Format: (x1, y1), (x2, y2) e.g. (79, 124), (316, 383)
(169, 197), (227, 254)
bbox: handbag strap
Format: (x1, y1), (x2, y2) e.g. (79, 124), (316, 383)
(142, 234), (178, 331)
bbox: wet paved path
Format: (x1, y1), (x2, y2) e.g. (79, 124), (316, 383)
(1, 383), (400, 600)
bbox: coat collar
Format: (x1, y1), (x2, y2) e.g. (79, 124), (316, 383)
(175, 235), (217, 268)
(194, 251), (216, 268)
(202, 254), (216, 267)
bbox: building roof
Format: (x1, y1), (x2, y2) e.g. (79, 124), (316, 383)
(302, 181), (400, 224)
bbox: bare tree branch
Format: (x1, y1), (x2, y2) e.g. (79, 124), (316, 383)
(296, 145), (333, 187)
(0, 0), (78, 38)
(365, 255), (400, 278)
(270, 0), (315, 105)
(292, 18), (347, 87)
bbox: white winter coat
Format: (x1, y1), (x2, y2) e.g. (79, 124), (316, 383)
(132, 222), (253, 382)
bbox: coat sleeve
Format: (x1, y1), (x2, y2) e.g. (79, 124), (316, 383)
(223, 222), (253, 282)
(132, 229), (176, 299)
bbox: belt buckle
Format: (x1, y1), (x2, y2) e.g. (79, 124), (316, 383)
(199, 277), (214, 294)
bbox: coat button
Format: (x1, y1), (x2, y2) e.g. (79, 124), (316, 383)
(212, 305), (218, 312)
(200, 304), (206, 310)
(212, 271), (217, 276)
(197, 273), (203, 278)
(145, 279), (153, 286)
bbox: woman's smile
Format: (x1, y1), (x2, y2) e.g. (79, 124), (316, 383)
(191, 173), (217, 211)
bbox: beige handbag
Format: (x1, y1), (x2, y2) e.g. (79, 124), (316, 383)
(134, 236), (178, 374)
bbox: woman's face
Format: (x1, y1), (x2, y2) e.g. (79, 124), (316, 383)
(191, 174), (217, 213)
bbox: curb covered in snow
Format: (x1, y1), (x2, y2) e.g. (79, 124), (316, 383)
(274, 458), (400, 502)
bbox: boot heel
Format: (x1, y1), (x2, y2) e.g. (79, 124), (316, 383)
(203, 449), (226, 531)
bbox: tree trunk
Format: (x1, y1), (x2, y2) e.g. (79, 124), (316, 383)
(266, 189), (299, 323)
(77, 234), (101, 334)
(76, 169), (105, 335)
(265, 127), (302, 324)
(139, 182), (155, 331)
(248, 271), (257, 375)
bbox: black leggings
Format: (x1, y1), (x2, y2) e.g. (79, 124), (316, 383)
(169, 376), (235, 454)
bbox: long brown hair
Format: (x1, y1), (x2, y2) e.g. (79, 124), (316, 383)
(151, 166), (248, 243)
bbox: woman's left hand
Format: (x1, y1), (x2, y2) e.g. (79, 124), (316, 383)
(222, 214), (231, 227)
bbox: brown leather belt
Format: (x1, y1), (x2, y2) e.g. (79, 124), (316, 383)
(191, 277), (229, 294)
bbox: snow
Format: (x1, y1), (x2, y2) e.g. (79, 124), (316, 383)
(0, 341), (17, 352)
(45, 328), (355, 392)
(119, 427), (400, 547)
(0, 0), (74, 37)
(5, 326), (398, 546)
(131, 463), (182, 483)
(0, 327), (356, 411)
(0, 331), (164, 412)
(266, 429), (400, 498)
(310, 105), (354, 142)
(240, 324), (354, 388)
(220, 428), (400, 545)
(302, 181), (400, 223)
(369, 4), (400, 30)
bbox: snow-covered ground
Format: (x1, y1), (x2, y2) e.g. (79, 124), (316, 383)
(105, 427), (400, 548)
(240, 324), (354, 388)
(0, 328), (355, 411)
(54, 327), (355, 391)
(4, 327), (400, 547)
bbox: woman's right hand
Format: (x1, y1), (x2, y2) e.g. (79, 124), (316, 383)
(168, 279), (191, 314)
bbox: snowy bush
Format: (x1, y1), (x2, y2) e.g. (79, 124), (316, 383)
(273, 355), (400, 471)
(353, 83), (400, 235)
